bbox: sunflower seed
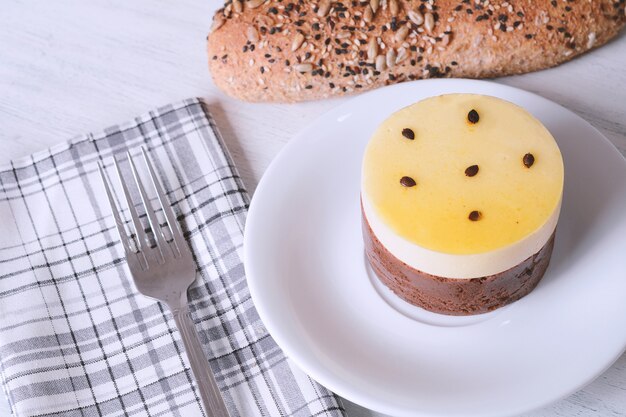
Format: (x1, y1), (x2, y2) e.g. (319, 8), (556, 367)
(254, 14), (274, 28)
(317, 0), (331, 17)
(233, 0), (243, 13)
(389, 0), (399, 16)
(375, 54), (387, 71)
(211, 14), (225, 32)
(367, 37), (378, 61)
(292, 32), (305, 51)
(363, 5), (374, 23)
(370, 0), (379, 13)
(394, 26), (409, 42)
(424, 12), (434, 33)
(386, 48), (397, 68)
(246, 0), (265, 9)
(587, 32), (596, 49)
(294, 63), (313, 73)
(247, 26), (259, 42)
(408, 10), (424, 25)
(395, 46), (407, 63)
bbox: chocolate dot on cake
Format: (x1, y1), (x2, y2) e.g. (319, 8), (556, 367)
(465, 165), (479, 177)
(523, 153), (535, 168)
(468, 210), (482, 221)
(400, 176), (416, 187)
(468, 109), (480, 124)
(402, 128), (415, 140)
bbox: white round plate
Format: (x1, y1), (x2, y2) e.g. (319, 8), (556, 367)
(243, 79), (626, 417)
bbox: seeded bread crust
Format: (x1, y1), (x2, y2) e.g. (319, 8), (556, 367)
(207, 0), (625, 102)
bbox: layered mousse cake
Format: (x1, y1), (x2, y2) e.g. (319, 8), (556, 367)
(362, 94), (564, 315)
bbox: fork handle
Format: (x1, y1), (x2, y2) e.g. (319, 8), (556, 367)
(172, 306), (231, 417)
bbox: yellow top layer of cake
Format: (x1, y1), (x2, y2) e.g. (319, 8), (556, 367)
(362, 94), (564, 255)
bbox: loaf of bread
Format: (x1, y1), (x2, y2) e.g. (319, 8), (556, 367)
(207, 0), (625, 102)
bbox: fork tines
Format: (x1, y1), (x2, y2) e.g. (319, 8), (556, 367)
(98, 147), (190, 268)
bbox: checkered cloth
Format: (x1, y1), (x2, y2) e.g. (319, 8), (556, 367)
(0, 99), (346, 417)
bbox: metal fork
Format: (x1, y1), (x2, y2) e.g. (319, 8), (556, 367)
(98, 148), (230, 417)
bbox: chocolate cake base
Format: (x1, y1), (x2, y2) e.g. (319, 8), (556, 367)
(363, 214), (555, 316)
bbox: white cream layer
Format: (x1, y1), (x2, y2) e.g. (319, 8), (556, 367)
(362, 193), (561, 279)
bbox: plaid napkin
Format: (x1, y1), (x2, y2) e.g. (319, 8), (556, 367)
(0, 99), (345, 417)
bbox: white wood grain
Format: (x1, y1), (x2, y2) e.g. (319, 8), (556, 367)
(0, 1), (624, 416)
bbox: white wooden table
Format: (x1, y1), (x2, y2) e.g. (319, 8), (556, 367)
(1, 1), (625, 416)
